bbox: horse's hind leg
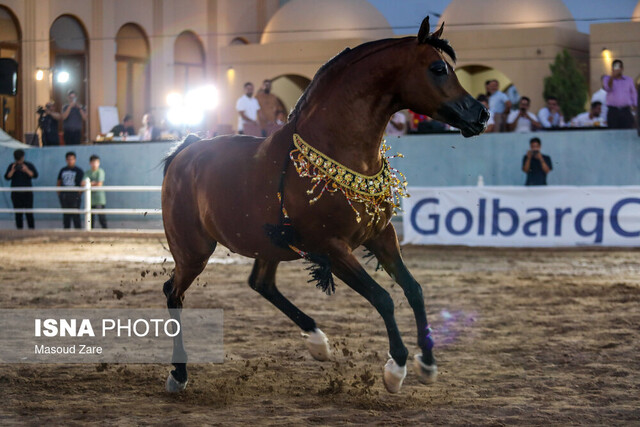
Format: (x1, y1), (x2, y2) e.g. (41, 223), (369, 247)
(248, 259), (331, 361)
(164, 239), (217, 392)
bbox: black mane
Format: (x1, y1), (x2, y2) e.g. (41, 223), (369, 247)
(425, 37), (457, 63)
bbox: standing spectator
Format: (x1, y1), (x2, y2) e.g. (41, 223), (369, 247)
(538, 96), (565, 129)
(486, 79), (511, 132)
(61, 90), (87, 145)
(4, 149), (38, 229)
(522, 137), (552, 186)
(39, 101), (61, 146)
(570, 101), (606, 128)
(139, 113), (161, 141)
(591, 75), (608, 122)
(603, 60), (637, 129)
(507, 97), (541, 133)
(110, 114), (136, 137)
(236, 82), (261, 136)
(255, 79), (283, 137)
(57, 151), (84, 229)
(84, 155), (107, 229)
(385, 111), (407, 137)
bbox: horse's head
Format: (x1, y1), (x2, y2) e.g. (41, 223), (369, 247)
(400, 16), (489, 137)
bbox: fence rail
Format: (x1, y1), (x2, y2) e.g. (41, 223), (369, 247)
(0, 180), (162, 230)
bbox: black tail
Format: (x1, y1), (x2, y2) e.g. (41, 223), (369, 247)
(162, 134), (202, 176)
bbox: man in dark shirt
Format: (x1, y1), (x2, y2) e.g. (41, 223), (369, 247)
(57, 151), (84, 229)
(4, 149), (38, 229)
(110, 114), (136, 137)
(61, 90), (87, 145)
(40, 101), (61, 146)
(522, 137), (552, 186)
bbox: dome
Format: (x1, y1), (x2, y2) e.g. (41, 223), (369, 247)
(439, 0), (577, 31)
(633, 1), (640, 21)
(261, 0), (392, 44)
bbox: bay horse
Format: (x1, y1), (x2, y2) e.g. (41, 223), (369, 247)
(161, 16), (488, 394)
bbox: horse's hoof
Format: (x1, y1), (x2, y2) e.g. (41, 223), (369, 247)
(165, 372), (188, 393)
(413, 354), (438, 384)
(383, 358), (407, 393)
(302, 329), (331, 361)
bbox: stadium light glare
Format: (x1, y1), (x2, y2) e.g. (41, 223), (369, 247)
(57, 71), (70, 84)
(35, 69), (44, 81)
(166, 92), (183, 107)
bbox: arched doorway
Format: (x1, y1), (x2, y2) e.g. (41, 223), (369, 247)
(174, 31), (205, 94)
(455, 65), (514, 100)
(0, 6), (21, 141)
(270, 74), (311, 114)
(116, 23), (150, 130)
(50, 15), (89, 143)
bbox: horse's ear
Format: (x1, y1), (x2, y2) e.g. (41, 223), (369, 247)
(432, 21), (445, 40)
(417, 16), (430, 44)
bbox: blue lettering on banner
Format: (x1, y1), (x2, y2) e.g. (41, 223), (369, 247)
(408, 195), (640, 244)
(575, 208), (604, 243)
(410, 198), (439, 235)
(491, 199), (518, 236)
(610, 198), (640, 237)
(523, 208), (548, 237)
(445, 207), (473, 235)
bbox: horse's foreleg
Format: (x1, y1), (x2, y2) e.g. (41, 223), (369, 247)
(248, 259), (330, 361)
(327, 240), (408, 393)
(364, 225), (437, 384)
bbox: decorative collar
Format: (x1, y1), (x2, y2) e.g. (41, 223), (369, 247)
(290, 133), (408, 226)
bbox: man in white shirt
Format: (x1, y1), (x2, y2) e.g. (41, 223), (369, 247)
(591, 75), (608, 121)
(507, 96), (541, 133)
(385, 111), (407, 137)
(236, 82), (261, 136)
(570, 101), (606, 127)
(538, 96), (565, 128)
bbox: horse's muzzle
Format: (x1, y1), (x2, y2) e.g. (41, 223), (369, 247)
(437, 95), (490, 138)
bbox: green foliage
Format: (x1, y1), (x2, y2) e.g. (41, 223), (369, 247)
(543, 50), (588, 121)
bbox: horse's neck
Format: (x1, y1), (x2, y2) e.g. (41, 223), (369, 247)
(296, 57), (400, 174)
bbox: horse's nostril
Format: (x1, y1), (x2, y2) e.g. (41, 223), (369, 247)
(479, 108), (490, 123)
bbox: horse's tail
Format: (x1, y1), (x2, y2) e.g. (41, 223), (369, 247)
(162, 134), (202, 176)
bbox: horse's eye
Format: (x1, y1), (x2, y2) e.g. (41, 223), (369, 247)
(429, 62), (448, 76)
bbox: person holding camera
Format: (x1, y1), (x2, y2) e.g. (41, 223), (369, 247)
(38, 101), (62, 146)
(508, 96), (541, 133)
(4, 149), (39, 229)
(61, 90), (87, 145)
(522, 137), (552, 186)
(603, 59), (637, 129)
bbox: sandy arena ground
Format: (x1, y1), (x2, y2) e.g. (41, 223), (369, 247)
(0, 231), (639, 425)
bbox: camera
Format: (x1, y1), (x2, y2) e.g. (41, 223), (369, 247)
(36, 106), (46, 116)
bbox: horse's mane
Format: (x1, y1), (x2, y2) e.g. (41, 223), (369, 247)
(288, 35), (456, 122)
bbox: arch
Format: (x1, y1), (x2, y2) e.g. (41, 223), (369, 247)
(0, 5), (22, 141)
(174, 31), (205, 93)
(50, 14), (89, 143)
(270, 74), (311, 114)
(230, 36), (249, 46)
(116, 23), (150, 131)
(455, 64), (514, 100)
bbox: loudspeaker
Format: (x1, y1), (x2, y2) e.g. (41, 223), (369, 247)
(0, 58), (18, 96)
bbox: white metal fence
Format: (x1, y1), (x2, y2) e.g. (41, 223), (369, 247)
(0, 179), (162, 230)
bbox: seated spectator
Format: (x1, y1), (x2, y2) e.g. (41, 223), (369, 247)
(538, 96), (565, 128)
(110, 114), (136, 136)
(476, 95), (494, 133)
(139, 113), (161, 141)
(385, 111), (407, 137)
(570, 101), (607, 128)
(507, 97), (541, 133)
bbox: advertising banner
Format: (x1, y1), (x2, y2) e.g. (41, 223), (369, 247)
(402, 186), (640, 247)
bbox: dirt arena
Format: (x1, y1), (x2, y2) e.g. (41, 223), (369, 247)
(0, 231), (638, 425)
